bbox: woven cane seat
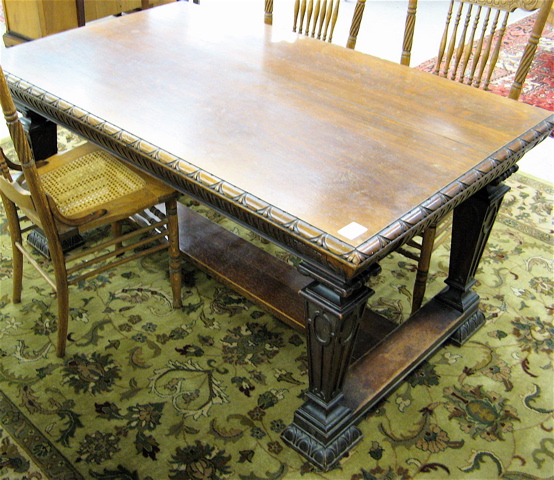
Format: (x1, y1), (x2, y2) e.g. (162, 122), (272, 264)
(41, 150), (146, 216)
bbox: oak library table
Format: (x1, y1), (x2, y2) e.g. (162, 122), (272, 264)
(2, 1), (553, 471)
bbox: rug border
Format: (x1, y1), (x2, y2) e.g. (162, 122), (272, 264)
(0, 389), (84, 480)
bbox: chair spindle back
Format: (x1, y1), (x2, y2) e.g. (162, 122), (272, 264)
(293, 0), (340, 42)
(401, 0), (553, 100)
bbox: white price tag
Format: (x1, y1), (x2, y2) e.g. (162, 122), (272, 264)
(338, 222), (368, 240)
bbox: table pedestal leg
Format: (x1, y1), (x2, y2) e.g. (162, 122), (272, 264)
(281, 265), (377, 471)
(18, 107), (58, 161)
(438, 178), (512, 346)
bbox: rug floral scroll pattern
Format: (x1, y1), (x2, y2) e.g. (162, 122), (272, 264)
(0, 131), (553, 479)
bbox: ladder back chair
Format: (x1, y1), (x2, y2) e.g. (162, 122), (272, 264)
(0, 64), (182, 358)
(398, 0), (552, 314)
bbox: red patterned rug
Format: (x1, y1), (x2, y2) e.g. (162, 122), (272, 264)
(417, 12), (554, 112)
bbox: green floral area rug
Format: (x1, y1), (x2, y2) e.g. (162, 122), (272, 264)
(0, 132), (552, 480)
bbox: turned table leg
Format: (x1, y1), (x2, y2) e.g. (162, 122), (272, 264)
(438, 176), (512, 346)
(281, 264), (377, 471)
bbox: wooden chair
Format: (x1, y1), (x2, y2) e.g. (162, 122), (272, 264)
(264, 0), (368, 49)
(398, 0), (552, 314)
(0, 64), (182, 357)
(293, 0), (341, 42)
(401, 0), (553, 99)
(265, 0), (341, 43)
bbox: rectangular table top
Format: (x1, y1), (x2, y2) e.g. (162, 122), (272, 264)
(2, 1), (553, 279)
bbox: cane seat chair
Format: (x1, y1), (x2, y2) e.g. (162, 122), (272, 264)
(397, 0), (553, 314)
(0, 64), (182, 358)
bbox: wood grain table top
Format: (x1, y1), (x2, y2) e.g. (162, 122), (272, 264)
(3, 1), (553, 278)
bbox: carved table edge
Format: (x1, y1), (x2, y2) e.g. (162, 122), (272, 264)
(6, 73), (554, 278)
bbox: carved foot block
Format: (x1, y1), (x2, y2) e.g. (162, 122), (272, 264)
(449, 308), (485, 347)
(281, 398), (361, 471)
(282, 421), (361, 472)
(438, 288), (485, 347)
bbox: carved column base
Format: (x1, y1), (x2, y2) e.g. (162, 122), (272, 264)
(449, 308), (485, 347)
(281, 394), (361, 471)
(437, 287), (485, 346)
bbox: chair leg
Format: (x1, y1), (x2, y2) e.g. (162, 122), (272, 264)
(166, 198), (182, 309)
(12, 241), (23, 303)
(50, 241), (70, 357)
(411, 224), (437, 314)
(56, 283), (70, 357)
(112, 220), (123, 253)
(1, 197), (23, 302)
